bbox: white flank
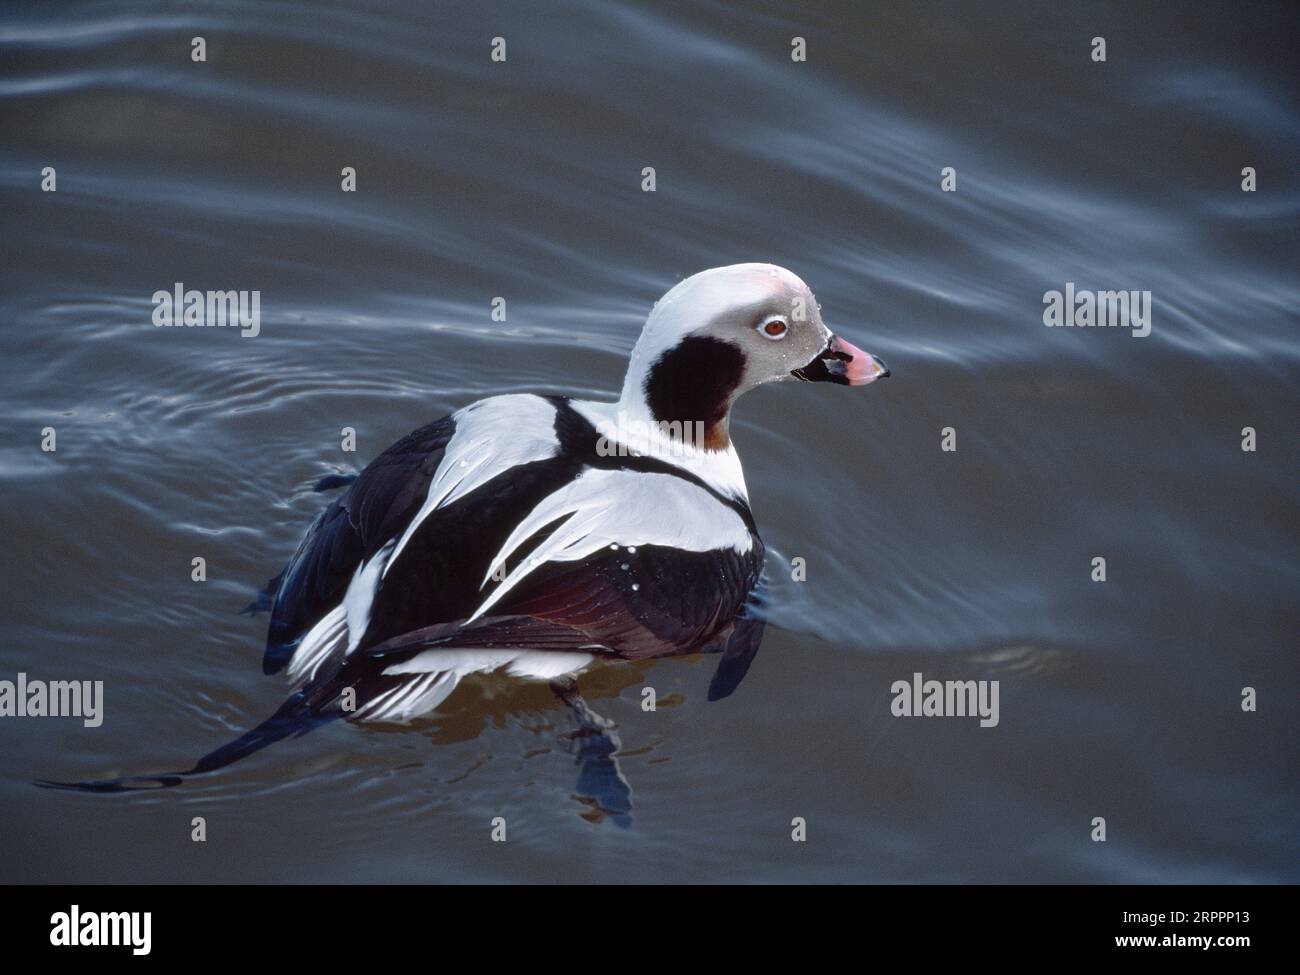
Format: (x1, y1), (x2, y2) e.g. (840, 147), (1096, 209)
(357, 650), (595, 723)
(344, 542), (394, 653)
(470, 467), (752, 621)
(285, 604), (348, 689)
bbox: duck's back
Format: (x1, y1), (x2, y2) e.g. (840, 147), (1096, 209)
(263, 392), (763, 706)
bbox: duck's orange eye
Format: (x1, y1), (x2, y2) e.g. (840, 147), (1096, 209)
(762, 319), (788, 338)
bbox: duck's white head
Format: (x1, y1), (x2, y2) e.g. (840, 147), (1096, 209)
(618, 263), (889, 449)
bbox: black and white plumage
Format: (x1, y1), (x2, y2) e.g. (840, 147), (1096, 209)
(265, 393), (765, 724)
(40, 263), (888, 791)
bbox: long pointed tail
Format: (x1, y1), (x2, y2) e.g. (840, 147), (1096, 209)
(34, 690), (339, 793)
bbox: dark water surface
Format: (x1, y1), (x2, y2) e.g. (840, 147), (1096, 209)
(1, 0), (1296, 882)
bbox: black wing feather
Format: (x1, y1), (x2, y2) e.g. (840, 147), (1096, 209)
(262, 415), (455, 673)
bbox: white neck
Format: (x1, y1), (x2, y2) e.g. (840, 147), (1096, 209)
(571, 397), (750, 503)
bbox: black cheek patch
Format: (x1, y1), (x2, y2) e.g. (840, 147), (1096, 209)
(643, 336), (746, 432)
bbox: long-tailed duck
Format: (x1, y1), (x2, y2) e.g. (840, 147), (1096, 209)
(44, 263), (888, 790)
